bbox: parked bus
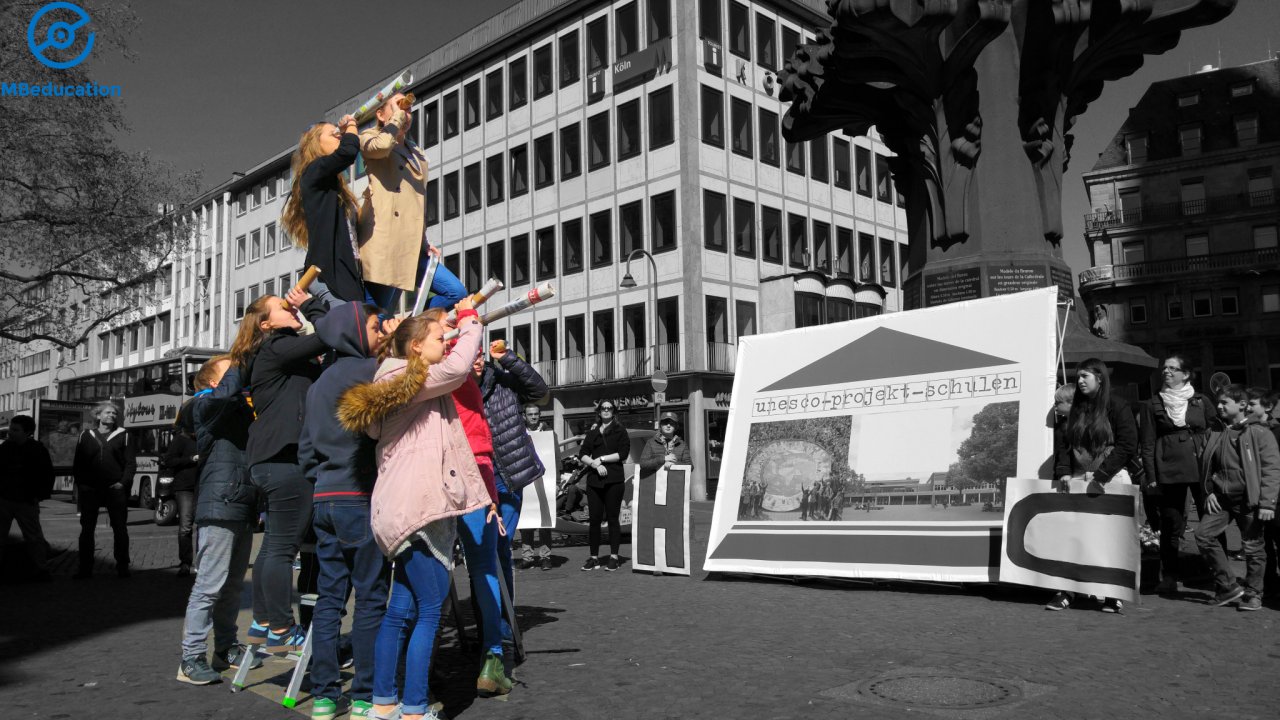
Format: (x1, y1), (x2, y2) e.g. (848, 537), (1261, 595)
(48, 348), (220, 524)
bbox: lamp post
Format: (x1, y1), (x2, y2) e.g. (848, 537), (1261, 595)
(619, 249), (660, 428)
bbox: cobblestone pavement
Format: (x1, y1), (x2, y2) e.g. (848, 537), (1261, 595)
(3, 498), (1278, 720)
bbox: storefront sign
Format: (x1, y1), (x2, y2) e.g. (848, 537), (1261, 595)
(123, 393), (184, 427)
(613, 37), (672, 87)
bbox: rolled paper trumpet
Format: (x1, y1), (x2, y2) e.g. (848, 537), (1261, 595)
(397, 92), (416, 111)
(355, 70), (414, 121)
(445, 277), (505, 324)
(444, 283), (556, 340)
(293, 266), (322, 293)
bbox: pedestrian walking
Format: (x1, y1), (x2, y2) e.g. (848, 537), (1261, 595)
(72, 401), (134, 579)
(0, 414), (54, 580)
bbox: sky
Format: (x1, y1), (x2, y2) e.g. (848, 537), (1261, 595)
(61, 0), (1280, 277)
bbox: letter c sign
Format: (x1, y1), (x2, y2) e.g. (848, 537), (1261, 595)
(1004, 492), (1136, 589)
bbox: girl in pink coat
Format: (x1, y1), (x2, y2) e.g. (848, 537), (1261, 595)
(337, 301), (483, 720)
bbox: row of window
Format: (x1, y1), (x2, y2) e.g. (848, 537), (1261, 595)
(235, 173), (289, 216)
(699, 85), (901, 203)
(235, 223), (292, 267)
(1099, 224), (1277, 266)
(699, 0), (808, 72)
(795, 294), (883, 329)
(97, 314), (173, 359)
(1125, 112), (1261, 163)
(415, 0), (673, 149)
(425, 87), (675, 221)
(701, 190), (905, 284)
(18, 350), (50, 377)
(488, 297), (685, 366)
(234, 271), (307, 319)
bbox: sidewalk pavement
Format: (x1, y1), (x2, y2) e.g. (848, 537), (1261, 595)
(3, 498), (1279, 720)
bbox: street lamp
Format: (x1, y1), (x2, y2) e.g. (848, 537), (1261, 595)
(620, 249), (660, 428)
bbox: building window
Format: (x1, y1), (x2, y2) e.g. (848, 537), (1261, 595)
(706, 295), (729, 347)
(699, 0), (721, 40)
(759, 108), (779, 166)
(510, 143), (529, 197)
(730, 97), (752, 158)
(1121, 239), (1145, 264)
(562, 219), (584, 275)
(444, 253), (461, 283)
(463, 80), (480, 129)
(1232, 81), (1254, 98)
(560, 30), (580, 88)
(1179, 124), (1202, 156)
(1220, 289), (1238, 315)
(443, 90), (459, 139)
(833, 138), (851, 190)
(1181, 178), (1205, 215)
(1265, 287), (1280, 314)
(616, 2), (639, 58)
(652, 190), (677, 254)
(782, 26), (800, 62)
(587, 17), (608, 72)
(701, 86), (724, 148)
(509, 57), (528, 109)
(729, 2), (750, 59)
(704, 190), (727, 252)
(855, 146), (872, 196)
(1254, 225), (1278, 249)
(1177, 92), (1199, 107)
(813, 221), (831, 273)
(1125, 134), (1147, 164)
(511, 234), (530, 286)
(828, 298), (853, 323)
(785, 140), (805, 175)
(649, 86), (674, 149)
(590, 209), (612, 268)
(486, 69), (504, 120)
(736, 300), (756, 338)
(656, 296), (680, 348)
(234, 289), (245, 319)
(649, 0), (671, 40)
(620, 200), (643, 257)
(811, 137), (829, 183)
(533, 44), (553, 99)
(534, 133), (554, 188)
(1191, 290), (1212, 318)
(1235, 114), (1259, 147)
(787, 213), (807, 269)
(618, 99), (641, 160)
(1166, 294), (1184, 320)
(236, 193), (246, 215)
(538, 320), (558, 365)
(561, 123), (582, 181)
(464, 162), (482, 213)
(835, 227), (853, 277)
(536, 226), (557, 281)
(487, 154), (504, 205)
(488, 241), (506, 285)
(593, 309), (615, 355)
(796, 292), (825, 328)
(880, 237), (898, 287)
(444, 171), (460, 219)
(250, 187), (261, 210)
(1185, 233), (1209, 258)
(1128, 297), (1147, 324)
(250, 229), (261, 262)
(733, 198), (755, 258)
(757, 14), (777, 69)
(265, 223), (277, 255)
(761, 206), (782, 265)
(263, 277), (276, 299)
(588, 111), (610, 170)
(460, 248), (482, 294)
(876, 153), (893, 203)
(1248, 167), (1274, 206)
(858, 232), (876, 282)
(235, 235), (246, 266)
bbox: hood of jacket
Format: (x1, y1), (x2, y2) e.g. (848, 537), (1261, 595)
(337, 357), (427, 435)
(314, 300), (374, 359)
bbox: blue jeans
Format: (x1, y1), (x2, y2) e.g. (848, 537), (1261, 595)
(364, 254), (466, 313)
(373, 542), (450, 715)
(249, 461), (314, 628)
(180, 521), (254, 658)
(495, 474), (522, 612)
(457, 506), (504, 655)
(311, 500), (389, 703)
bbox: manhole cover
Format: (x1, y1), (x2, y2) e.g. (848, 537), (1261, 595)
(858, 674), (1023, 709)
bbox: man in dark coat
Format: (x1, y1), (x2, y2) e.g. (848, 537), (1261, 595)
(163, 405), (200, 576)
(72, 401), (134, 579)
(475, 342), (549, 579)
(0, 414), (54, 579)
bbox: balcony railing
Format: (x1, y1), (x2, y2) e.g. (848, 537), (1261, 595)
(1078, 246), (1280, 288)
(588, 351), (616, 382)
(708, 341), (737, 372)
(618, 347), (650, 378)
(532, 359), (558, 387)
(655, 342), (681, 372)
(1084, 189), (1277, 231)
(560, 355), (586, 385)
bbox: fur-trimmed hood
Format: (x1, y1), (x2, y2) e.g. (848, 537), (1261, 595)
(337, 357), (428, 435)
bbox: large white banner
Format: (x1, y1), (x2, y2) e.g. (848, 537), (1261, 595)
(705, 288), (1059, 581)
(516, 430), (559, 530)
(1000, 477), (1140, 602)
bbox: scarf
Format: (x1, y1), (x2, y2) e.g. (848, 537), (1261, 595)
(1159, 383), (1196, 428)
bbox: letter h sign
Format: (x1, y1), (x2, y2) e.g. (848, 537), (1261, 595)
(631, 465), (692, 575)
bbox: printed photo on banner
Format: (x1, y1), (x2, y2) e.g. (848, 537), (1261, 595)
(705, 288), (1060, 582)
(1000, 477), (1140, 602)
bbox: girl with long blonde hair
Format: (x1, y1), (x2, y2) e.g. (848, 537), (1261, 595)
(279, 114), (363, 306)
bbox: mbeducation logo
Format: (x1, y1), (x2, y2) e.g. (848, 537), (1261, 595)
(27, 2), (95, 69)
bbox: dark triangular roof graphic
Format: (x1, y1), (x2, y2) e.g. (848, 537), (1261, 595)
(760, 327), (1016, 392)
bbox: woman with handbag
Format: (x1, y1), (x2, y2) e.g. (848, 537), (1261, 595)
(1139, 354), (1218, 594)
(1048, 358), (1139, 613)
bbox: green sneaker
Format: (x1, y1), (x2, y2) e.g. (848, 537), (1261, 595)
(476, 651), (512, 696)
(351, 700), (373, 719)
(311, 697), (339, 720)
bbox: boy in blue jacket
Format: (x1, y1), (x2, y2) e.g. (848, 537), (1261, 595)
(298, 302), (395, 720)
